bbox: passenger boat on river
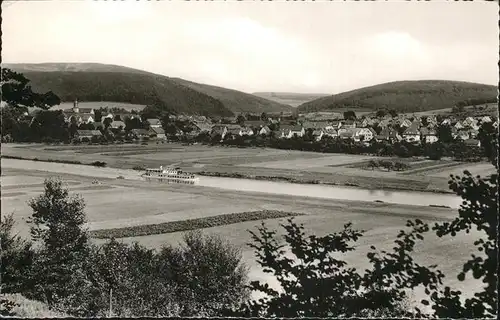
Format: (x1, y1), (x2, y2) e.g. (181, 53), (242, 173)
(141, 166), (199, 185)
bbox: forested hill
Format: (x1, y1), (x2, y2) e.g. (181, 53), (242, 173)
(171, 78), (293, 114)
(297, 80), (498, 113)
(8, 70), (232, 117)
(4, 63), (292, 116)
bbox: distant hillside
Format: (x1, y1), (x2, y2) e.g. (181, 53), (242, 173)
(297, 80), (498, 113)
(6, 70), (232, 117)
(3, 62), (149, 74)
(4, 63), (291, 116)
(253, 92), (330, 108)
(171, 79), (293, 114)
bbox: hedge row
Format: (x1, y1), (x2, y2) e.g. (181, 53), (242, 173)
(1, 155), (83, 165)
(198, 171), (321, 184)
(89, 210), (303, 239)
(1, 155), (108, 167)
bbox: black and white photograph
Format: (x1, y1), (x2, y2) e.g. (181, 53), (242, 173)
(1, 0), (498, 318)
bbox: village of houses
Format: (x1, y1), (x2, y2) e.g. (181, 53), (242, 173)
(43, 100), (497, 146)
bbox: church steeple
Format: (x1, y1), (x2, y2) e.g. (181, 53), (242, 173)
(73, 99), (79, 113)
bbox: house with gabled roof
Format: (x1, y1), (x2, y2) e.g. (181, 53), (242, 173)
(130, 128), (150, 140)
(149, 127), (166, 140)
(463, 116), (478, 127)
(280, 125), (305, 139)
(80, 113), (94, 124)
(211, 124), (228, 140)
(146, 118), (162, 128)
(245, 120), (266, 129)
(193, 121), (213, 133)
(376, 127), (402, 143)
(330, 120), (342, 129)
(241, 126), (255, 136)
(440, 118), (450, 126)
(225, 125), (244, 138)
(338, 127), (376, 142)
(75, 130), (102, 142)
(312, 129), (324, 141)
(403, 123), (421, 142)
(360, 117), (376, 128)
(341, 120), (356, 129)
(323, 128), (338, 139)
(464, 139), (481, 148)
(378, 119), (391, 128)
(302, 121), (331, 130)
(454, 121), (465, 130)
(258, 126), (272, 136)
(337, 128), (357, 140)
(420, 127), (438, 144)
(456, 129), (470, 141)
(399, 119), (412, 128)
(480, 116), (492, 123)
(110, 120), (126, 130)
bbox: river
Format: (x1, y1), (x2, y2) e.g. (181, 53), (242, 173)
(2, 158), (461, 209)
(198, 176), (461, 208)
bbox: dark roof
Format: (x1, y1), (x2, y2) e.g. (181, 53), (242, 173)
(149, 127), (165, 134)
(131, 129), (149, 135)
(78, 108), (94, 113)
(464, 139), (480, 146)
(146, 118), (162, 125)
(404, 123), (420, 135)
(245, 121), (266, 128)
(302, 121), (330, 129)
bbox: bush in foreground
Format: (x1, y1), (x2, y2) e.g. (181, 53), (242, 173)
(2, 178), (252, 317)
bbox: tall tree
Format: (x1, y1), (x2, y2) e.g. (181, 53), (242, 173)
(1, 68), (60, 109)
(260, 112), (268, 122)
(437, 124), (453, 143)
(158, 230), (249, 316)
(236, 114), (246, 125)
(0, 214), (35, 294)
(27, 178), (95, 315)
(477, 122), (497, 165)
(343, 110), (356, 120)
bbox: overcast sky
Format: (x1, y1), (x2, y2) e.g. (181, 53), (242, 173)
(2, 1), (498, 94)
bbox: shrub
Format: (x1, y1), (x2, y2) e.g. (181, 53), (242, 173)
(158, 231), (250, 316)
(91, 161), (107, 167)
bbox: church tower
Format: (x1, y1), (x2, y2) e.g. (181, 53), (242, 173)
(73, 99), (79, 113)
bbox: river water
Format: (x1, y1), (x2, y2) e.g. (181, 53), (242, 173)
(2, 158), (461, 209)
(198, 176), (462, 209)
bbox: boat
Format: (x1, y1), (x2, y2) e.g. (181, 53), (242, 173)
(141, 166), (199, 185)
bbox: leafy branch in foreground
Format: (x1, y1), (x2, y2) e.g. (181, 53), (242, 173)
(230, 218), (441, 317)
(422, 171), (498, 318)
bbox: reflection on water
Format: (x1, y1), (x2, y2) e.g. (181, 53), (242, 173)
(199, 176), (461, 209)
